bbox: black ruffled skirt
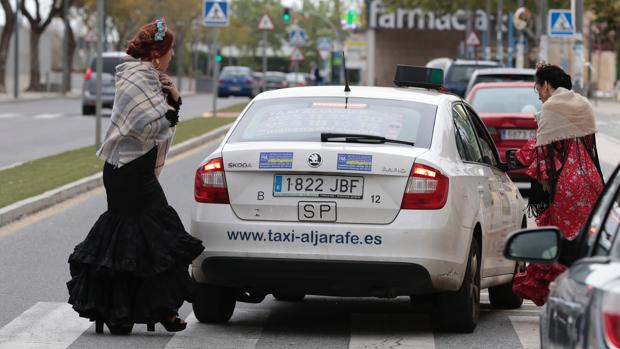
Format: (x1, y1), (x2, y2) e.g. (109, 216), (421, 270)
(67, 146), (204, 326)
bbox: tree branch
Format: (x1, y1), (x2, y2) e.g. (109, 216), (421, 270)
(20, 1), (36, 25)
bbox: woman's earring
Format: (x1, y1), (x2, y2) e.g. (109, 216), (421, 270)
(153, 58), (161, 70)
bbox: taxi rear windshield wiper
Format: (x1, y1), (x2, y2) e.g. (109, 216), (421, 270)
(321, 133), (415, 146)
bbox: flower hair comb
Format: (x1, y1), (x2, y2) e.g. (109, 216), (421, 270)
(154, 18), (167, 41)
(535, 61), (558, 71)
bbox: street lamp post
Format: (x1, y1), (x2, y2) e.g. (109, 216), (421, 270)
(302, 10), (344, 85)
(14, 0), (20, 99)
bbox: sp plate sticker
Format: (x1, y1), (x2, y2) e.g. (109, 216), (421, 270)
(259, 152), (294, 169)
(337, 153), (372, 172)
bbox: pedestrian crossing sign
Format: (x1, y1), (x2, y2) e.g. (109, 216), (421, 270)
(258, 14), (274, 31)
(548, 9), (574, 37)
(203, 0), (229, 27)
(290, 47), (304, 61)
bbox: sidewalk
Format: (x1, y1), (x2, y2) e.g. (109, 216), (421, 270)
(0, 91), (81, 103)
(590, 98), (620, 116)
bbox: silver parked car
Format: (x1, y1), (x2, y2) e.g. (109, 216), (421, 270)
(504, 164), (620, 348)
(81, 51), (131, 115)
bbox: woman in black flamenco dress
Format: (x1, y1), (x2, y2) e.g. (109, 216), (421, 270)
(67, 18), (204, 334)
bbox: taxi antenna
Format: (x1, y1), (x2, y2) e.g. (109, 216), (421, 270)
(342, 51), (351, 92)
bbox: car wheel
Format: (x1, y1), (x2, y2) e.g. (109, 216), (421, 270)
(273, 292), (305, 302)
(435, 238), (480, 333)
(82, 105), (95, 115)
(489, 262), (524, 309)
(192, 282), (236, 323)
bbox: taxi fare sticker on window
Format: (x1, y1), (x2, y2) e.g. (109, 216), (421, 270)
(259, 152), (294, 169)
(337, 154), (372, 172)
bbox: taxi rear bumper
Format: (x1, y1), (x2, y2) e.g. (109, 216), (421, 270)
(197, 257), (434, 297)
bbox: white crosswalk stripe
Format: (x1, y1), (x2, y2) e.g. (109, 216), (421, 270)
(33, 113), (63, 119)
(0, 300), (542, 349)
(0, 113), (19, 119)
(349, 314), (435, 349)
(165, 309), (269, 349)
(510, 316), (540, 349)
(0, 302), (91, 349)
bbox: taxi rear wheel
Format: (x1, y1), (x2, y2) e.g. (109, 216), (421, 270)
(192, 282), (236, 323)
(434, 238), (480, 333)
(489, 262), (524, 309)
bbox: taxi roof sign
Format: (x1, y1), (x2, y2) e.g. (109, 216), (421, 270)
(394, 65), (444, 90)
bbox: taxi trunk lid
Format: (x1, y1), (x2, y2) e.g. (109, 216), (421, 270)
(222, 142), (427, 224)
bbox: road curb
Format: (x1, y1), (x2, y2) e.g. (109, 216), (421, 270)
(0, 123), (231, 227)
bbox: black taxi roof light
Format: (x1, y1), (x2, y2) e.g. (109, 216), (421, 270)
(394, 65), (444, 91)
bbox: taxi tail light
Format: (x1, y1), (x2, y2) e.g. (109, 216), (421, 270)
(84, 67), (92, 81)
(401, 163), (448, 210)
(245, 79), (253, 86)
(603, 291), (620, 348)
(195, 158), (229, 204)
(218, 79), (225, 85)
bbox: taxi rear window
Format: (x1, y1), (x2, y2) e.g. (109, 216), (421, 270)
(227, 97), (437, 148)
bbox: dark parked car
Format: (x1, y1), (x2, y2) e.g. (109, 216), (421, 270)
(444, 59), (501, 97)
(81, 52), (129, 115)
(218, 66), (259, 98)
(465, 68), (536, 97)
(504, 164), (620, 349)
(262, 71), (288, 91)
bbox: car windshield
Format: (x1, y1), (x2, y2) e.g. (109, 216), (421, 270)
(470, 87), (542, 114)
(447, 65), (495, 84)
(90, 57), (126, 74)
(227, 97), (437, 148)
(221, 67), (250, 78)
(474, 74), (534, 85)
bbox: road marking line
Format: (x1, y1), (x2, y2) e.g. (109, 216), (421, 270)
(349, 313), (435, 349)
(509, 315), (540, 349)
(0, 302), (91, 349)
(33, 113), (63, 119)
(0, 113), (19, 119)
(164, 309), (268, 349)
(0, 162), (24, 171)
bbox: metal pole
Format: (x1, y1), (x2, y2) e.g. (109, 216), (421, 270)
(516, 0), (525, 68)
(13, 0), (20, 99)
(62, 0), (69, 95)
(496, 0), (503, 64)
(508, 12), (514, 67)
(485, 0), (491, 60)
(465, 8), (473, 59)
(212, 28), (219, 118)
(95, 0), (104, 149)
(262, 30), (267, 76)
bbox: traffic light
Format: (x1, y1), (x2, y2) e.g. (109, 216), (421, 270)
(346, 9), (357, 25)
(282, 7), (291, 22)
(215, 49), (222, 63)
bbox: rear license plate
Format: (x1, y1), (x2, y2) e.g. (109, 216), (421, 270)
(501, 129), (535, 140)
(229, 86), (241, 92)
(274, 175), (364, 199)
(298, 201), (336, 222)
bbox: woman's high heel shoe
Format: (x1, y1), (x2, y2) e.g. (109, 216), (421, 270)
(160, 317), (187, 332)
(94, 319), (133, 335)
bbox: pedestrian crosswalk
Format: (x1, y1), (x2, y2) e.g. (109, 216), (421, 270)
(0, 112), (81, 120)
(0, 295), (542, 349)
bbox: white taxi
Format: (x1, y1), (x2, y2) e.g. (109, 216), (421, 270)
(190, 66), (526, 333)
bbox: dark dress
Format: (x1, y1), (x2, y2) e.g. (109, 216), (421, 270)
(67, 145), (204, 326)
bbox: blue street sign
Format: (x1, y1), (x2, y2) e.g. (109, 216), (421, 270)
(548, 9), (574, 37)
(203, 0), (229, 27)
(317, 37), (331, 52)
(289, 27), (306, 47)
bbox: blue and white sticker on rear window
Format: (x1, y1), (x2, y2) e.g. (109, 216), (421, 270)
(337, 153), (372, 172)
(259, 152), (293, 169)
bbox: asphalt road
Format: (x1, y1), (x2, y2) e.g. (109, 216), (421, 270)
(0, 94), (247, 169)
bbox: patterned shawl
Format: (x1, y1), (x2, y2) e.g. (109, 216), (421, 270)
(536, 87), (597, 146)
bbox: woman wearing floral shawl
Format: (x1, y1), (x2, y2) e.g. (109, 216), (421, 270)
(511, 63), (604, 306)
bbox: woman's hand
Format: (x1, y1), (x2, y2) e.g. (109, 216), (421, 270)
(159, 74), (180, 102)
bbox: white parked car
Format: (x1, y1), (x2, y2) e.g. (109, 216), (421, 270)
(190, 66), (526, 333)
